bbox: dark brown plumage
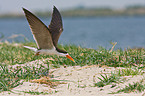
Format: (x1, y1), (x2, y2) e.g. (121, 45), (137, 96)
(48, 6), (63, 47)
(23, 8), (54, 49)
(23, 6), (75, 62)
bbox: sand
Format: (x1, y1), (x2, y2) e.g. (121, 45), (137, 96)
(0, 60), (145, 96)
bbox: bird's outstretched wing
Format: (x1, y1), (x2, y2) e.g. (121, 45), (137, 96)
(23, 8), (54, 49)
(48, 6), (63, 47)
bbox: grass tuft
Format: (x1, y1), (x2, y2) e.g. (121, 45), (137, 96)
(20, 90), (51, 95)
(115, 68), (143, 76)
(0, 64), (23, 92)
(94, 73), (120, 87)
(111, 81), (145, 94)
(94, 68), (143, 88)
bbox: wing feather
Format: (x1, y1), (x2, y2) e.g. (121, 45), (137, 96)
(23, 8), (54, 49)
(48, 6), (63, 47)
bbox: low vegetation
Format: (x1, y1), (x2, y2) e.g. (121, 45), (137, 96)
(1, 42), (145, 67)
(94, 68), (143, 87)
(111, 81), (145, 94)
(0, 42), (145, 93)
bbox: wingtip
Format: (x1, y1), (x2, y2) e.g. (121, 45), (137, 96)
(53, 5), (56, 9)
(22, 7), (28, 13)
(22, 7), (26, 11)
(53, 6), (58, 11)
(22, 8), (32, 15)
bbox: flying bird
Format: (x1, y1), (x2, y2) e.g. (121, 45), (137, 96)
(23, 6), (75, 62)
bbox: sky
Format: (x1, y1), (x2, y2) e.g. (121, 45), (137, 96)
(0, 0), (145, 14)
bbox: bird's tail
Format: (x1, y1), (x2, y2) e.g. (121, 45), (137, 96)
(24, 46), (37, 52)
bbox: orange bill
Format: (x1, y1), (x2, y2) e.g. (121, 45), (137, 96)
(66, 55), (75, 62)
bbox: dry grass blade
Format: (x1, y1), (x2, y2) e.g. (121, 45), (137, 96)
(1, 34), (29, 42)
(30, 76), (66, 88)
(109, 42), (117, 53)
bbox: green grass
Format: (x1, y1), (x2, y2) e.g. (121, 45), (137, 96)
(0, 42), (145, 93)
(0, 62), (50, 92)
(94, 68), (143, 88)
(0, 42), (145, 67)
(115, 68), (143, 76)
(111, 81), (145, 94)
(0, 43), (36, 65)
(0, 64), (23, 92)
(21, 90), (51, 95)
(94, 73), (121, 87)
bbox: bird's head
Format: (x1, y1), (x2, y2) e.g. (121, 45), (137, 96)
(58, 52), (75, 62)
(56, 48), (75, 62)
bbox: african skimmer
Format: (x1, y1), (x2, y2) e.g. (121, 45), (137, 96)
(23, 6), (75, 62)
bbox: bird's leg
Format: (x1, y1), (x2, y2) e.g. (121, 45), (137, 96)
(35, 52), (40, 56)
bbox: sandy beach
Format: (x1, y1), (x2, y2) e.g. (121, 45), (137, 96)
(0, 60), (145, 96)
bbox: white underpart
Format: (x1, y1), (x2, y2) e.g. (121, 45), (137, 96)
(24, 46), (67, 57)
(24, 46), (37, 52)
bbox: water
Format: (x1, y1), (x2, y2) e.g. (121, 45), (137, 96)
(0, 16), (145, 49)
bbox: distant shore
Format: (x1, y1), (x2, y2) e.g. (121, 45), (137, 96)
(0, 5), (145, 18)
